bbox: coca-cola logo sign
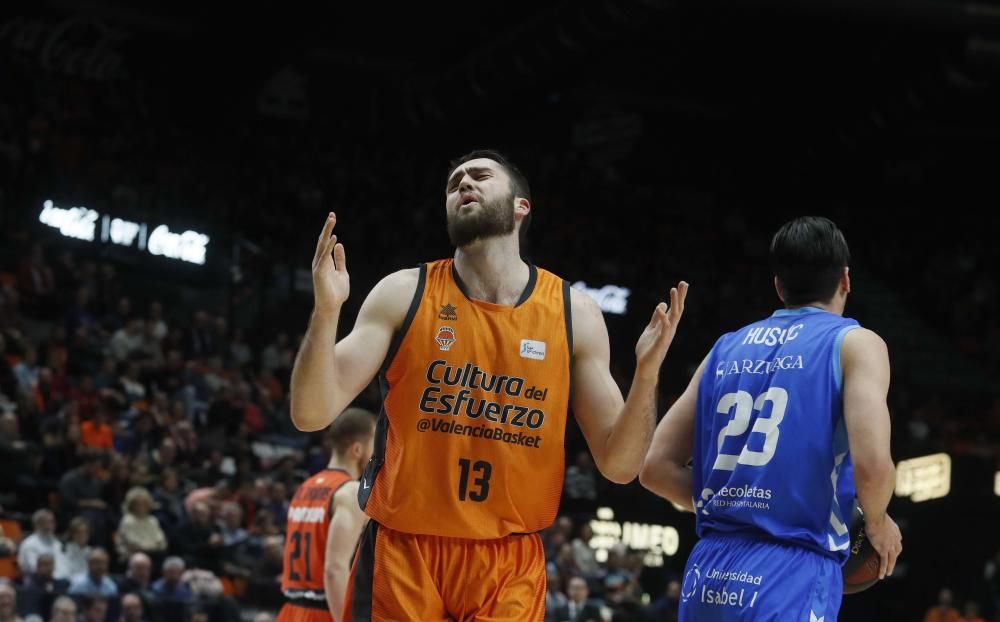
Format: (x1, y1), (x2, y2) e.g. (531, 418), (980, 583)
(0, 16), (128, 80)
(39, 199), (209, 266)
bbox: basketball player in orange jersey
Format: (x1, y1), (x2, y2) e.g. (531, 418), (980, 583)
(277, 408), (376, 622)
(290, 149), (689, 621)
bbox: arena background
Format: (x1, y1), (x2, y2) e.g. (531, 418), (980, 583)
(0, 1), (998, 620)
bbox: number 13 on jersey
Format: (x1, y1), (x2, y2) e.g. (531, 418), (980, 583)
(458, 458), (492, 501)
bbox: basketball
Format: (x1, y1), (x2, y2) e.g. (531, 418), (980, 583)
(842, 500), (882, 594)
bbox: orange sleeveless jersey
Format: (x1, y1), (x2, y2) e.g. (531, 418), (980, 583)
(281, 468), (353, 597)
(360, 259), (572, 539)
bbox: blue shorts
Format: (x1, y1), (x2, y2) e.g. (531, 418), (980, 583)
(679, 533), (842, 622)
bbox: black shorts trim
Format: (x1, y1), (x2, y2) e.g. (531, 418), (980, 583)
(349, 520), (379, 622)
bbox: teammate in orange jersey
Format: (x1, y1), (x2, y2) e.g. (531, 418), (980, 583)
(290, 149), (688, 621)
(277, 408), (375, 622)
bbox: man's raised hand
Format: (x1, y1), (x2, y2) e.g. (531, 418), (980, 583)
(312, 212), (350, 316)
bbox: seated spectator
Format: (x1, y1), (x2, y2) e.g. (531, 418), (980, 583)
(255, 368), (283, 405)
(35, 368), (67, 418)
(109, 319), (146, 363)
(246, 537), (282, 610)
(48, 596), (76, 622)
(570, 524), (601, 579)
(12, 346), (39, 396)
(79, 407), (113, 452)
(259, 333), (290, 375)
(177, 567), (244, 622)
(115, 412), (158, 458)
(553, 576), (603, 622)
(150, 470), (185, 537)
(562, 451), (598, 513)
(56, 518), (91, 582)
(217, 503), (246, 548)
(202, 357), (229, 396)
(233, 382), (266, 435)
(15, 553), (68, 621)
(166, 422), (198, 468)
(117, 363), (146, 405)
(247, 510), (279, 548)
(92, 359), (118, 392)
(0, 582), (22, 622)
(150, 557), (192, 605)
(67, 377), (100, 422)
(644, 578), (681, 622)
(78, 596), (107, 622)
(179, 568), (223, 601)
(146, 303), (168, 344)
(0, 414), (40, 508)
(604, 572), (643, 622)
(115, 554), (152, 597)
(57, 453), (109, 544)
(38, 410), (75, 482)
(173, 503), (222, 573)
(104, 457), (136, 528)
(67, 548), (117, 600)
(227, 329), (251, 369)
(261, 482), (288, 529)
(115, 488), (166, 561)
(544, 565), (567, 622)
(148, 440), (177, 478)
(118, 593), (146, 622)
(620, 551), (646, 601)
(184, 311), (217, 360)
(552, 543), (579, 581)
(16, 511), (60, 577)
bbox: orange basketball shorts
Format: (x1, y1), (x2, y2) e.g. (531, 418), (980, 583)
(342, 521), (546, 622)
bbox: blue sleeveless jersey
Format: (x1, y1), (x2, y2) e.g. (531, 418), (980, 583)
(693, 307), (859, 563)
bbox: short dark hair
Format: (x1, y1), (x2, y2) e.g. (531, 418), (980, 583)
(448, 149), (532, 240)
(327, 407), (376, 455)
(769, 216), (850, 306)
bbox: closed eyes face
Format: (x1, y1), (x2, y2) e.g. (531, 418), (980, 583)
(444, 158), (519, 247)
(445, 159), (511, 213)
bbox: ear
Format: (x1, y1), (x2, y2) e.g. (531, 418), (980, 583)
(842, 266), (851, 295)
(773, 276), (785, 303)
(514, 197), (531, 219)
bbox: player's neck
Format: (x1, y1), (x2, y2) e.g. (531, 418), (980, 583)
(785, 299), (844, 316)
(453, 236), (529, 305)
(326, 456), (360, 480)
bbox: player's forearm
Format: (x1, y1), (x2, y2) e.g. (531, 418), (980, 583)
(290, 309), (343, 432)
(324, 564), (350, 622)
(854, 459), (896, 524)
(599, 374), (658, 484)
(640, 461), (694, 512)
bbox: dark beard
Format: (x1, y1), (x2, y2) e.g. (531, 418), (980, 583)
(447, 193), (515, 247)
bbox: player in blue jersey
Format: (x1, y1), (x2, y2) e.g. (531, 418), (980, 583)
(640, 216), (902, 621)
